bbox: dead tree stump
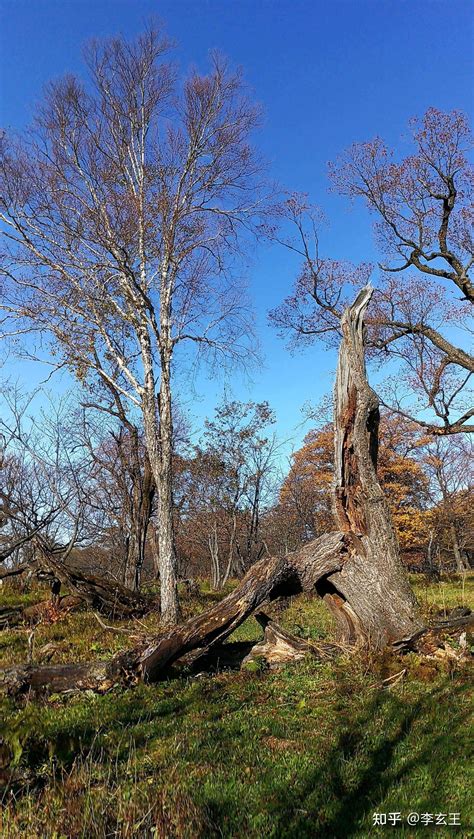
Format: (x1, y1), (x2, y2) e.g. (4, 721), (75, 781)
(0, 286), (425, 695)
(326, 285), (423, 646)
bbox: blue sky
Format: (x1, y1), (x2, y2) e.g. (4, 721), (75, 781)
(0, 0), (473, 454)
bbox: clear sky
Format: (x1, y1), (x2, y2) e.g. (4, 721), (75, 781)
(0, 0), (473, 453)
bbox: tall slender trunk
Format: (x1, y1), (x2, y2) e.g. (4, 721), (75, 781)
(209, 521), (220, 589)
(141, 333), (179, 623)
(426, 529), (439, 580)
(123, 524), (148, 591)
(222, 511), (238, 586)
(156, 353), (180, 622)
(121, 430), (155, 592)
(123, 533), (138, 590)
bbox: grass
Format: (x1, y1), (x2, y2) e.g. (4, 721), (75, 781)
(0, 575), (473, 838)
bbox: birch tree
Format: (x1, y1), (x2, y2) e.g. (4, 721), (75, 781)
(0, 27), (266, 621)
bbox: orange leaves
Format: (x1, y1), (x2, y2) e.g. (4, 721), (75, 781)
(279, 416), (431, 551)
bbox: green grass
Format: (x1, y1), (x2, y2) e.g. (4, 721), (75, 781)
(0, 576), (473, 838)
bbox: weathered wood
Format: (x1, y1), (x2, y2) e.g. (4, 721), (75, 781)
(0, 605), (23, 629)
(0, 552), (154, 620)
(0, 287), (427, 695)
(32, 547), (153, 619)
(139, 531), (346, 681)
(0, 656), (138, 696)
(1, 532), (346, 694)
(242, 612), (339, 668)
(328, 285), (423, 646)
(0, 595), (83, 630)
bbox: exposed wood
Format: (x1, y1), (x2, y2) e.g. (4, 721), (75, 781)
(0, 287), (427, 695)
(0, 605), (23, 629)
(328, 285), (423, 646)
(32, 546), (153, 619)
(0, 564), (153, 630)
(242, 612), (339, 668)
(0, 595), (84, 630)
(0, 552), (152, 620)
(1, 532), (346, 694)
(139, 531), (346, 681)
(0, 658), (132, 696)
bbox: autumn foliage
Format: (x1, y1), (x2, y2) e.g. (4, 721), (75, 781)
(277, 416), (431, 557)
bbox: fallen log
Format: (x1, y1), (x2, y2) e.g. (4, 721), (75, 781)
(0, 595), (84, 631)
(40, 562), (152, 619)
(29, 547), (153, 619)
(0, 658), (127, 696)
(0, 532), (347, 694)
(0, 606), (23, 630)
(0, 287), (428, 696)
(139, 531), (346, 681)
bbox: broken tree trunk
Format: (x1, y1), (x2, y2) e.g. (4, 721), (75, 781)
(0, 286), (425, 695)
(327, 285), (423, 646)
(0, 595), (83, 630)
(139, 531), (346, 680)
(30, 546), (153, 619)
(1, 532), (347, 694)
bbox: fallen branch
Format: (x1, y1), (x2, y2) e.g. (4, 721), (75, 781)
(93, 612), (136, 635)
(0, 287), (430, 697)
(0, 531), (347, 694)
(242, 612), (340, 668)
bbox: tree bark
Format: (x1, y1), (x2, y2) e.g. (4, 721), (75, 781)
(2, 531), (346, 694)
(123, 444), (155, 591)
(32, 546), (152, 619)
(142, 336), (179, 624)
(138, 531), (346, 680)
(0, 287), (426, 695)
(329, 285), (423, 646)
(450, 524), (470, 573)
(242, 612), (339, 668)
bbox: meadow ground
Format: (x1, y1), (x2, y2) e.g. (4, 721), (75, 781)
(0, 575), (473, 838)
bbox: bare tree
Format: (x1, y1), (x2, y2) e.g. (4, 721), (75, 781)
(4, 288), (438, 696)
(0, 27), (268, 621)
(0, 388), (88, 570)
(79, 415), (155, 590)
(269, 110), (473, 435)
(422, 436), (473, 572)
(179, 399), (278, 587)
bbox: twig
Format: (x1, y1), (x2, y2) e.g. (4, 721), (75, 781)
(93, 612), (133, 635)
(382, 668), (407, 687)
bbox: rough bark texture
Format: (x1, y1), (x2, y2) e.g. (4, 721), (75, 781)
(139, 531), (345, 681)
(0, 594), (84, 630)
(328, 285), (423, 646)
(123, 445), (155, 591)
(0, 286), (427, 695)
(1, 532), (346, 694)
(0, 606), (24, 629)
(142, 348), (179, 624)
(0, 655), (138, 696)
(241, 612), (339, 668)
(156, 355), (180, 623)
(31, 547), (153, 619)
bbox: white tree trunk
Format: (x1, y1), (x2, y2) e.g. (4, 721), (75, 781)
(141, 336), (179, 624)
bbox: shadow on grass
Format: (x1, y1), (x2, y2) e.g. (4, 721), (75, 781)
(266, 683), (470, 839)
(0, 682), (198, 790)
